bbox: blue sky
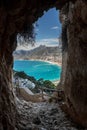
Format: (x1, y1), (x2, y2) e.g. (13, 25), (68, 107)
(17, 8), (61, 50)
(35, 8), (61, 47)
(36, 8), (61, 40)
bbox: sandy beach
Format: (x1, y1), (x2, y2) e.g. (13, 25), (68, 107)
(29, 58), (62, 67)
(52, 80), (60, 86)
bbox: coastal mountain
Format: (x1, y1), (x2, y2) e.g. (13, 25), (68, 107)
(13, 45), (62, 64)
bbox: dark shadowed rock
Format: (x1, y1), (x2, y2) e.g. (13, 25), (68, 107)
(33, 116), (41, 125)
(0, 0), (87, 129)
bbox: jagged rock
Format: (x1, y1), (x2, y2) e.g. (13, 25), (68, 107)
(16, 99), (86, 130)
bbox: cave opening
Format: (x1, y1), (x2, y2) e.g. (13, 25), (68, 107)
(12, 8), (66, 129)
(13, 8), (62, 94)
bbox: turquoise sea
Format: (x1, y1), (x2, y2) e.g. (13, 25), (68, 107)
(13, 60), (61, 81)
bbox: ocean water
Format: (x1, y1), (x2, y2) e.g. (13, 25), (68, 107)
(13, 60), (61, 81)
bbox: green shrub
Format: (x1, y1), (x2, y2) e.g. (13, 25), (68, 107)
(43, 80), (55, 89)
(14, 71), (36, 83)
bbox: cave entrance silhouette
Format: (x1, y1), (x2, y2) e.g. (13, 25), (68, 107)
(13, 8), (62, 102)
(14, 8), (62, 81)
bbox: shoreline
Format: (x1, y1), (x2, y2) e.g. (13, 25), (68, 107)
(52, 80), (60, 86)
(15, 58), (62, 67)
(14, 58), (62, 85)
(29, 59), (62, 67)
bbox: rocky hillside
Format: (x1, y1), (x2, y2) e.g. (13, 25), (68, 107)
(13, 45), (62, 63)
(16, 100), (86, 130)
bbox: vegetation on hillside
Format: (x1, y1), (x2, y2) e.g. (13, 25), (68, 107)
(14, 70), (36, 83)
(13, 70), (56, 94)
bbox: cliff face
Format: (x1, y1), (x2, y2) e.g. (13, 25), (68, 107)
(60, 0), (87, 126)
(0, 0), (87, 129)
(13, 45), (62, 64)
(0, 37), (16, 129)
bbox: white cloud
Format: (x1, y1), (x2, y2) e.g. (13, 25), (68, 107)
(51, 26), (59, 30)
(16, 38), (60, 51)
(36, 38), (59, 47)
(16, 45), (35, 51)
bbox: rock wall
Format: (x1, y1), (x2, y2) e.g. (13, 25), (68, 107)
(0, 7), (17, 129)
(0, 0), (87, 129)
(60, 0), (87, 127)
(0, 36), (16, 129)
(59, 3), (69, 89)
(0, 1), (57, 129)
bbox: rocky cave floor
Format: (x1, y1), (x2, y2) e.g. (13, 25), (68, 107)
(15, 99), (87, 130)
